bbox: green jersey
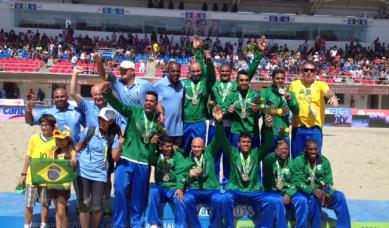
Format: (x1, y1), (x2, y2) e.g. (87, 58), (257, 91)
(223, 88), (261, 135)
(260, 87), (299, 137)
(149, 151), (187, 190)
(183, 123), (224, 190)
(292, 154), (334, 195)
(263, 152), (297, 197)
(182, 52), (216, 123)
(103, 92), (160, 164)
(219, 124), (274, 192)
(211, 50), (263, 108)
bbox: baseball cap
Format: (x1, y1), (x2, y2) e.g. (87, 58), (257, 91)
(53, 126), (72, 139)
(119, 60), (135, 70)
(98, 107), (115, 121)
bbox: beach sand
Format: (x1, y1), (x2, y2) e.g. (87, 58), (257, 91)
(1, 121), (388, 200)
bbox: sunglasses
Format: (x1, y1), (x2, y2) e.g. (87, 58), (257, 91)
(303, 68), (315, 73)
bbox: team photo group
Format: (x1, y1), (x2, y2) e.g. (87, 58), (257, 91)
(19, 36), (351, 228)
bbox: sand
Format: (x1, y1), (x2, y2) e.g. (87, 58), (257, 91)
(1, 121), (388, 200)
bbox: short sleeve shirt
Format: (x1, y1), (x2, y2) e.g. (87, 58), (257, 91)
(108, 72), (155, 106)
(289, 80), (329, 129)
(153, 77), (184, 136)
(77, 127), (119, 182)
(33, 104), (85, 143)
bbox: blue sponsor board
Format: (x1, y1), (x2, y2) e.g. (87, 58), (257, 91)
(102, 7), (125, 15)
(14, 2), (37, 10)
(184, 12), (207, 19)
(267, 15), (290, 23)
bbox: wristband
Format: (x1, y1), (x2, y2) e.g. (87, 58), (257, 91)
(21, 173), (27, 176)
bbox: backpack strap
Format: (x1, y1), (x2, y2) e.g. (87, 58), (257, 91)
(79, 126), (96, 152)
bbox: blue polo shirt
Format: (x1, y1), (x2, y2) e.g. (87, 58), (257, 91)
(77, 127), (119, 182)
(33, 104), (85, 143)
(153, 76), (184, 136)
(108, 72), (154, 106)
(78, 98), (127, 133)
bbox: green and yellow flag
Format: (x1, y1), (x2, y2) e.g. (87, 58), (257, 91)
(30, 159), (76, 185)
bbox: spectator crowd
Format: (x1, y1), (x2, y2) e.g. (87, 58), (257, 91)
(0, 28), (388, 85)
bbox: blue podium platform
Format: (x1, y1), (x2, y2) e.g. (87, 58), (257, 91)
(1, 192), (389, 227)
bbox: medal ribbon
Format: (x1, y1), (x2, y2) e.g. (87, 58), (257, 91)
(144, 112), (155, 137)
(194, 154), (204, 168)
(220, 82), (232, 102)
(238, 90), (252, 116)
(276, 160), (284, 182)
(307, 161), (317, 187)
(158, 154), (173, 174)
(190, 81), (201, 101)
(240, 153), (251, 175)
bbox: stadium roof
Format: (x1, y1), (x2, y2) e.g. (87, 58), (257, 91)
(26, 0), (389, 18)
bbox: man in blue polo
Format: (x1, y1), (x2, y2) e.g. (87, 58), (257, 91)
(95, 53), (155, 106)
(153, 62), (184, 146)
(25, 87), (85, 143)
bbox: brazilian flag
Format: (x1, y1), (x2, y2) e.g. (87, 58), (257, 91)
(30, 158), (76, 185)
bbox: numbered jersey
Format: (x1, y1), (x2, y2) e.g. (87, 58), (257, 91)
(26, 133), (57, 185)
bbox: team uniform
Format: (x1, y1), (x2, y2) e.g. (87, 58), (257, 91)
(147, 151), (186, 227)
(25, 133), (57, 208)
(223, 88), (261, 148)
(103, 92), (161, 228)
(208, 50), (263, 181)
(259, 87), (299, 149)
(182, 123), (225, 227)
(293, 154), (351, 227)
(289, 80), (330, 158)
(218, 125), (286, 228)
(263, 152), (308, 227)
(181, 49), (216, 156)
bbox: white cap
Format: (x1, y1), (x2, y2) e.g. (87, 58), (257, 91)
(98, 107), (115, 121)
(119, 60), (135, 69)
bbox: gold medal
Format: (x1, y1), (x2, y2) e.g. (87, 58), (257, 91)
(242, 174), (249, 182)
(192, 98), (198, 105)
(276, 180), (284, 190)
(162, 173), (170, 182)
(196, 166), (202, 174)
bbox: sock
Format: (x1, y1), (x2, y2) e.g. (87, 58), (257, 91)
(23, 224), (30, 228)
(40, 223), (47, 228)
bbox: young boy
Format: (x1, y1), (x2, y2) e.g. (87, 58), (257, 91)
(18, 114), (58, 228)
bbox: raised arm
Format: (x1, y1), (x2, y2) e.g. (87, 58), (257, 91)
(212, 106), (234, 160)
(247, 36), (266, 80)
(94, 53), (108, 81)
(70, 66), (84, 105)
(206, 106), (224, 157)
(24, 100), (35, 126)
(193, 36), (207, 77)
(205, 51), (216, 93)
(258, 114), (274, 161)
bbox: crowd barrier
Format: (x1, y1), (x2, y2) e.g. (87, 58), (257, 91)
(2, 105), (389, 128)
